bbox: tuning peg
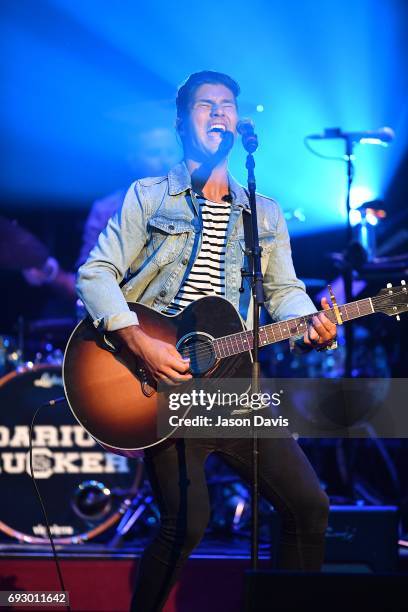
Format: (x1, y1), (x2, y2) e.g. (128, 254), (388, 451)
(387, 282), (392, 288)
(402, 280), (406, 286)
(396, 315), (401, 321)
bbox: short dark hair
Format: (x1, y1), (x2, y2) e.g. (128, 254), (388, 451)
(176, 70), (240, 122)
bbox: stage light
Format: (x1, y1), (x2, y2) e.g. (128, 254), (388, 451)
(350, 186), (376, 209)
(366, 213), (379, 226)
(256, 104), (264, 113)
(293, 208), (306, 222)
(360, 138), (389, 147)
(349, 209), (362, 226)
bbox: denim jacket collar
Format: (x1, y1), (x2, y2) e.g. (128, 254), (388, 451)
(167, 160), (250, 209)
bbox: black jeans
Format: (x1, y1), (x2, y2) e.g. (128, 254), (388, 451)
(130, 436), (329, 611)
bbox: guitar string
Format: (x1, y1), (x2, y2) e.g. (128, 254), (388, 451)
(175, 290), (406, 363)
(176, 290), (407, 362)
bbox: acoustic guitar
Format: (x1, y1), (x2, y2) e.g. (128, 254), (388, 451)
(62, 283), (407, 457)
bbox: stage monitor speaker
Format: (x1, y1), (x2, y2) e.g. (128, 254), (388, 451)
(270, 505), (398, 573)
(244, 571), (405, 612)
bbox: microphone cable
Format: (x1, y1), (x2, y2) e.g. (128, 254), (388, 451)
(303, 135), (348, 162)
(29, 397), (71, 612)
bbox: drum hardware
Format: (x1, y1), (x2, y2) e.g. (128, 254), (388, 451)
(72, 480), (113, 521)
(208, 476), (272, 541)
(28, 318), (77, 345)
(0, 364), (144, 545)
(0, 316), (71, 377)
(0, 335), (22, 376)
(109, 487), (158, 547)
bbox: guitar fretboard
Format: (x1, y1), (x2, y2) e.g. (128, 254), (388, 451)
(213, 297), (374, 358)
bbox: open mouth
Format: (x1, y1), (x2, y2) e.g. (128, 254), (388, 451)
(207, 123), (227, 134)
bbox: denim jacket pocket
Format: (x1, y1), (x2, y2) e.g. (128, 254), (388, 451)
(237, 230), (276, 255)
(148, 214), (194, 265)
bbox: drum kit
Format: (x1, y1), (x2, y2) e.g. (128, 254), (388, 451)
(0, 217), (157, 546)
(1, 215), (407, 547)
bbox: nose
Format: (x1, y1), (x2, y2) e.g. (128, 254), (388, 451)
(210, 103), (224, 117)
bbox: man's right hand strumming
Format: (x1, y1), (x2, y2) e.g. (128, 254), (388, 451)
(112, 325), (192, 386)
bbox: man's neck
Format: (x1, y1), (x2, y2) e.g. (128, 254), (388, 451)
(185, 158), (229, 203)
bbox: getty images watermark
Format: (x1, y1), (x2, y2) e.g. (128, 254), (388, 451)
(157, 378), (408, 439)
(168, 389), (288, 428)
(156, 380), (292, 438)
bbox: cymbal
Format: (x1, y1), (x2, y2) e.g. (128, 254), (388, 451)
(0, 216), (49, 270)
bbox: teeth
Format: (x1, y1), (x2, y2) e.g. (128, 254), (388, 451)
(208, 124), (226, 132)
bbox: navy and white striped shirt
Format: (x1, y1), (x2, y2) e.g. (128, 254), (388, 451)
(165, 196), (231, 314)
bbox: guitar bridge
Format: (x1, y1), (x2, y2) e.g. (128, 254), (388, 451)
(138, 366), (155, 397)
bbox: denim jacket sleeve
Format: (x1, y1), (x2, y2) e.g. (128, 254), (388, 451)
(263, 203), (317, 324)
(76, 181), (146, 331)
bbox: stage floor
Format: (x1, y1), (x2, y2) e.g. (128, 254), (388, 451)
(1, 539), (407, 612)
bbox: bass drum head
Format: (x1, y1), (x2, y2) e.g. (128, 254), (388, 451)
(0, 365), (142, 544)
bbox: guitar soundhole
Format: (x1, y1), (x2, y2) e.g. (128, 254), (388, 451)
(177, 333), (217, 376)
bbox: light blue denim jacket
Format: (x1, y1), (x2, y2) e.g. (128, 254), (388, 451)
(76, 161), (316, 331)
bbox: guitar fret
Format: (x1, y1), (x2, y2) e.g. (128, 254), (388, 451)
(266, 326), (275, 343)
(289, 320), (300, 336)
(222, 337), (229, 357)
(280, 323), (287, 339)
(260, 328), (267, 346)
(279, 322), (287, 339)
(297, 317), (307, 333)
(243, 331), (251, 350)
(216, 338), (225, 358)
(236, 332), (244, 352)
(213, 295), (382, 358)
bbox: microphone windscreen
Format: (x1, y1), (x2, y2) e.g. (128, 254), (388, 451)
(379, 127), (395, 143)
(237, 118), (255, 135)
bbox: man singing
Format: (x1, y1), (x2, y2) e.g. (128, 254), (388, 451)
(77, 71), (336, 611)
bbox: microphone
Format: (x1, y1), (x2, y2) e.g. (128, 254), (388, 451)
(237, 118), (258, 153)
(306, 126), (395, 145)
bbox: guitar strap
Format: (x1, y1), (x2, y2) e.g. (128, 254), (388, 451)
(238, 206), (254, 322)
(242, 207), (254, 265)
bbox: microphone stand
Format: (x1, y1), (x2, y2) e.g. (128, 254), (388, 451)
(307, 128), (393, 376)
(344, 136), (355, 377)
(240, 131), (264, 569)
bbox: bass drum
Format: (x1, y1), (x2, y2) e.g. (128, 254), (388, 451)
(0, 364), (143, 544)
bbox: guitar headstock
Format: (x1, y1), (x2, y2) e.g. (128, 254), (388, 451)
(374, 281), (408, 319)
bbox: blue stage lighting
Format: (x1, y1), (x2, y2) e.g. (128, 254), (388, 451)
(0, 0), (406, 238)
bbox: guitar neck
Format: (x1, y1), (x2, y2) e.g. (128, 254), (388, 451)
(213, 297), (375, 358)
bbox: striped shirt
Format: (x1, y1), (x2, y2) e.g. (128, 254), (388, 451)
(165, 196), (231, 315)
